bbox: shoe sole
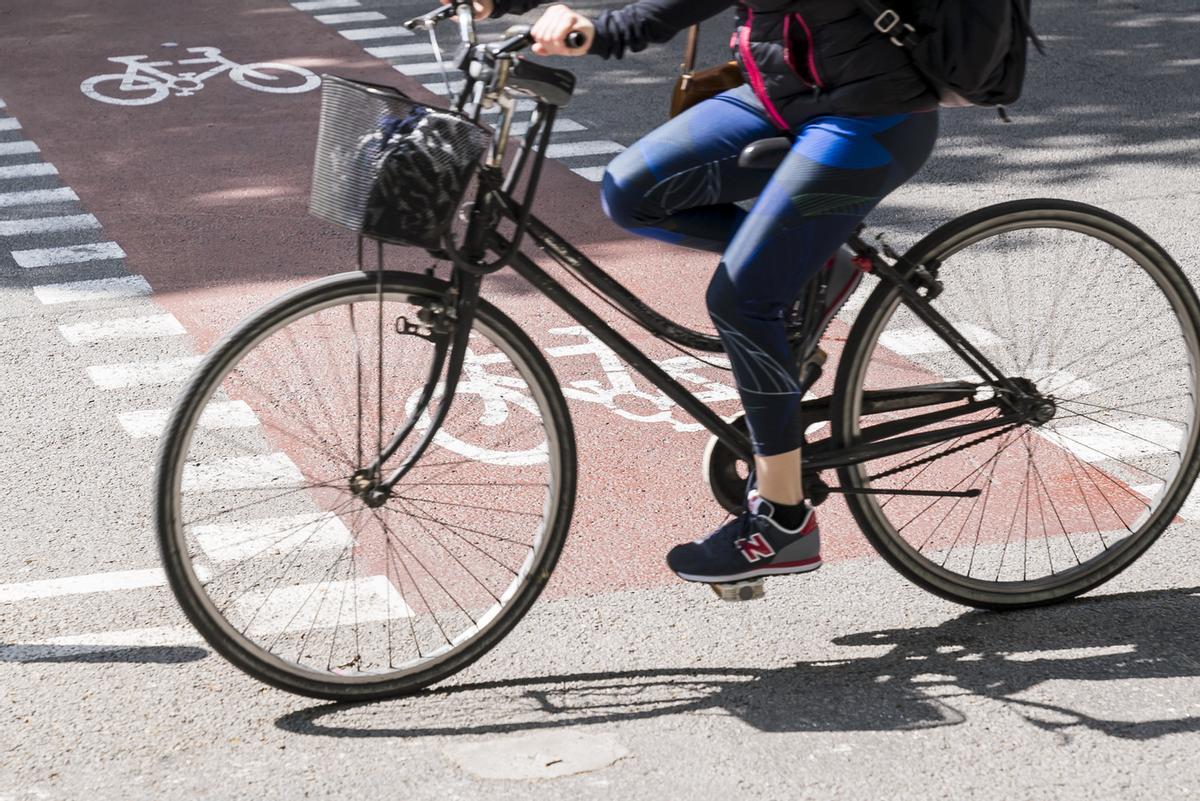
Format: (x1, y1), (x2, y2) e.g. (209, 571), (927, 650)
(674, 557), (822, 584)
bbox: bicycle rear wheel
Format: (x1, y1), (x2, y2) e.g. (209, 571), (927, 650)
(833, 199), (1200, 609)
(155, 271), (575, 699)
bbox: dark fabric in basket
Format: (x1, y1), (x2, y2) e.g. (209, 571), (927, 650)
(309, 75), (490, 249)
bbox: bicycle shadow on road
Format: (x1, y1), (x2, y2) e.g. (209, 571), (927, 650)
(276, 584), (1200, 742)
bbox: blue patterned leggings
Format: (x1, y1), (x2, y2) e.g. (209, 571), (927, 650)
(601, 85), (939, 456)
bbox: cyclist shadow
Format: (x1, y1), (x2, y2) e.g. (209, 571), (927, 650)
(276, 585), (1200, 741)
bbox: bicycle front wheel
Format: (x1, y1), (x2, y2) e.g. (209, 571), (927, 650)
(833, 199), (1200, 609)
(155, 271), (576, 699)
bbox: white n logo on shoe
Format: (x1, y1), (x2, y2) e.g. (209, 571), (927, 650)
(735, 533), (775, 563)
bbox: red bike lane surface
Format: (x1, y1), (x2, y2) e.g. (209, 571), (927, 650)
(0, 0), (881, 598)
(4, 1), (1127, 601)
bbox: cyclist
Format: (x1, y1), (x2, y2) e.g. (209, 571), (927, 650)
(450, 0), (939, 586)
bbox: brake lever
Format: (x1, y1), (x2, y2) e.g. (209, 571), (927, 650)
(489, 25), (533, 55)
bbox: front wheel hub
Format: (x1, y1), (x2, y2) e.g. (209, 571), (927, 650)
(1033, 400), (1057, 425)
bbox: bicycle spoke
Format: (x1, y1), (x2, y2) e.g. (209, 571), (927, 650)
(839, 211), (1198, 604)
(164, 278), (567, 690)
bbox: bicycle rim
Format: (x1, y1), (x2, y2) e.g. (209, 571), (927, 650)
(834, 200), (1200, 608)
(155, 272), (575, 698)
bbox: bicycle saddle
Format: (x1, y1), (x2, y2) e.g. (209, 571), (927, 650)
(738, 137), (792, 170)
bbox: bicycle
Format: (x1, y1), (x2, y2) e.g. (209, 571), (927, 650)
(81, 46), (320, 107)
(154, 2), (1200, 700)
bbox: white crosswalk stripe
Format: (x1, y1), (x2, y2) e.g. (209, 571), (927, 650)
(12, 241), (125, 269)
(292, 0), (359, 8)
(0, 186), (76, 207)
(0, 117), (21, 131)
(1039, 419), (1183, 463)
(86, 357), (202, 389)
(315, 11), (385, 24)
(339, 25), (415, 40)
(0, 140), (38, 156)
(0, 213), (99, 236)
(236, 576), (414, 635)
(181, 453), (305, 493)
(118, 400), (259, 439)
(60, 313), (186, 344)
(194, 513), (353, 562)
(545, 140), (626, 159)
(571, 166), (608, 182)
(0, 162), (57, 179)
(33, 274), (151, 305)
(366, 43), (434, 58)
(0, 566), (210, 604)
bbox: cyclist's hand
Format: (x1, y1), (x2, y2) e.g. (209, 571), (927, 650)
(530, 4), (594, 56)
(438, 0), (494, 20)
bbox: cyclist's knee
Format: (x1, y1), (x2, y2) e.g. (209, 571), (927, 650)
(600, 170), (653, 231)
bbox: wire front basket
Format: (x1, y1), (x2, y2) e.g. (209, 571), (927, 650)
(308, 75), (490, 250)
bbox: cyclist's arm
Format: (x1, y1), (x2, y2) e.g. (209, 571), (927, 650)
(493, 0), (735, 58)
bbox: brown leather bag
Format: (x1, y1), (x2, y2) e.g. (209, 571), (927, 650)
(669, 24), (744, 118)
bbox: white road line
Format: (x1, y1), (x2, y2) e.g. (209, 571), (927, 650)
(293, 0), (360, 9)
(509, 118), (587, 136)
(393, 61), (452, 76)
(0, 162), (57, 180)
(12, 241), (125, 269)
(237, 576), (413, 635)
(1, 567), (174, 603)
(194, 512), (353, 562)
(60, 313), (186, 344)
(0, 213), (99, 236)
(0, 187), (77, 207)
(182, 453), (305, 492)
(316, 10), (385, 23)
(545, 140), (626, 159)
(0, 117), (21, 131)
(87, 356), (202, 389)
(339, 25), (414, 40)
(0, 98), (6, 109)
(571, 166), (607, 182)
(366, 43), (434, 58)
(0, 626), (201, 662)
(421, 81), (463, 95)
(34, 274), (152, 305)
(1134, 482), (1200, 520)
(1039, 419), (1183, 463)
(0, 141), (37, 156)
(118, 400), (259, 438)
(879, 324), (1001, 356)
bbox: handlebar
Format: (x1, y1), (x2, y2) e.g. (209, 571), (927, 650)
(404, 6), (588, 54)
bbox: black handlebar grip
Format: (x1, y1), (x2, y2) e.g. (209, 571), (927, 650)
(566, 31), (587, 50)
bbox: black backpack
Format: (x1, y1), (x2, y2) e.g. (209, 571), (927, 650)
(851, 0), (1043, 112)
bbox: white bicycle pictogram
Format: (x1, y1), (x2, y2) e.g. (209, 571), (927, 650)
(81, 46), (321, 106)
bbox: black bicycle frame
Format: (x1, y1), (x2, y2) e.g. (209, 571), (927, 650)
(373, 47), (1033, 490)
(475, 188), (1028, 471)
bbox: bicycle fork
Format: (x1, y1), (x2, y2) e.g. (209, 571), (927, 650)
(351, 270), (483, 506)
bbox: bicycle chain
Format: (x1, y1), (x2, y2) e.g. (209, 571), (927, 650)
(867, 422), (1024, 482)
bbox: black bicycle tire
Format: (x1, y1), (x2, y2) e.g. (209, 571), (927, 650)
(832, 198), (1200, 609)
(154, 270), (577, 699)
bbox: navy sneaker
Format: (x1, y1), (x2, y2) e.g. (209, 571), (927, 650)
(666, 494), (822, 583)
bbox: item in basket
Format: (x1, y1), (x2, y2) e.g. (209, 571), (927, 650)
(309, 75), (490, 251)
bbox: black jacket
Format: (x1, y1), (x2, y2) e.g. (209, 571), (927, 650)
(492, 0), (937, 128)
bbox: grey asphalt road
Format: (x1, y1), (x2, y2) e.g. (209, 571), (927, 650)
(2, 1), (1200, 799)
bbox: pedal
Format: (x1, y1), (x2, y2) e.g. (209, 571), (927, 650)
(709, 578), (765, 602)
